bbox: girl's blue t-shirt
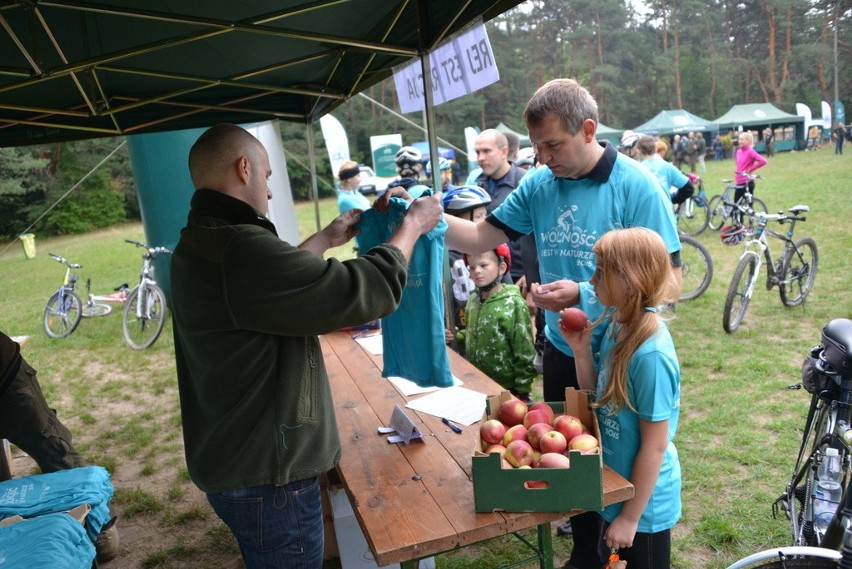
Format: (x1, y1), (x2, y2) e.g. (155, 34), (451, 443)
(337, 190), (372, 253)
(641, 155), (689, 194)
(595, 321), (682, 533)
(357, 191), (453, 387)
(491, 156), (680, 357)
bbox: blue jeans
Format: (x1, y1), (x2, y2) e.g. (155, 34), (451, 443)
(207, 477), (323, 569)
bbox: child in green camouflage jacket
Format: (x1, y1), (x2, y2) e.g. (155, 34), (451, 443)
(452, 244), (537, 400)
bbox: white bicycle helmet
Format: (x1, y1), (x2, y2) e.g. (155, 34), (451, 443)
(395, 146), (423, 171)
(720, 225), (748, 245)
(442, 185), (491, 215)
(425, 157), (451, 174)
(618, 131), (641, 152)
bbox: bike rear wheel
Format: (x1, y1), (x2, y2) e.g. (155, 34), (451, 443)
(723, 253), (758, 333)
(678, 234), (713, 301)
(43, 291), (82, 338)
(780, 237), (818, 307)
(726, 547), (840, 569)
(708, 194), (729, 230)
(81, 302), (113, 318)
(676, 196), (710, 236)
(122, 284), (167, 350)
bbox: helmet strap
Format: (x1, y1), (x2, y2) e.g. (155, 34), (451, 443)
(478, 265), (506, 295)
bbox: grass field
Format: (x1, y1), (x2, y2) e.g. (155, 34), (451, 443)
(0, 148), (850, 568)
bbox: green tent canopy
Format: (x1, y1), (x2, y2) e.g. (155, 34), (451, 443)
(595, 123), (623, 144)
(633, 109), (718, 136)
(714, 103), (805, 151)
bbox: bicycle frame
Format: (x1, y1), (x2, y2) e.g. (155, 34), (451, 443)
(134, 252), (158, 319)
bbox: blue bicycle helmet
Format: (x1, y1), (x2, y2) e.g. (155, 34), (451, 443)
(442, 185), (491, 215)
(425, 157), (451, 174)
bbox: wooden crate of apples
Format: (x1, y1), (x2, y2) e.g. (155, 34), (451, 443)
(472, 389), (603, 513)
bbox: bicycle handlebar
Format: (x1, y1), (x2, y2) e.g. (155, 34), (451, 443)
(48, 253), (82, 268)
(125, 239), (172, 256)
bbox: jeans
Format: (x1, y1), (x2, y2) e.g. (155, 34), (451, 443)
(207, 477), (323, 569)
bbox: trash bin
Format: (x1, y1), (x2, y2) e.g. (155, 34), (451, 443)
(19, 233), (36, 259)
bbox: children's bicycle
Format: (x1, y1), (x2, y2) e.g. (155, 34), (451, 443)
(727, 319), (852, 568)
(722, 205), (818, 333)
(122, 239), (172, 350)
(708, 173), (769, 231)
(81, 278), (130, 318)
(43, 253), (84, 338)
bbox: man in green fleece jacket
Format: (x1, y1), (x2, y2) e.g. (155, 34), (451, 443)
(170, 123), (442, 569)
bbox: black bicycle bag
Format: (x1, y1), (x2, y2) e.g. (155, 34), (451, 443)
(822, 318), (852, 377)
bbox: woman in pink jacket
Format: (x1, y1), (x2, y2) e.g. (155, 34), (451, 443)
(734, 131), (767, 204)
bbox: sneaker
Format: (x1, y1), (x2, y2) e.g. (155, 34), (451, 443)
(533, 352), (544, 374)
(95, 516), (120, 562)
(556, 518), (572, 536)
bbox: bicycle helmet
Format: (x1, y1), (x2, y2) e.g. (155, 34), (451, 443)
(425, 157), (451, 174)
(442, 185), (491, 215)
(463, 243), (512, 271)
(618, 131), (640, 152)
(515, 147), (536, 169)
(395, 146), (423, 171)
(720, 225), (747, 245)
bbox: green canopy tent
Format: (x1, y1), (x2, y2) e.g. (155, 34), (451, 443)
(632, 109), (719, 151)
(495, 122), (531, 147)
(595, 123), (623, 145)
(714, 103), (805, 152)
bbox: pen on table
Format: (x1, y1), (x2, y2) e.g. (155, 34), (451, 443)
(442, 418), (462, 434)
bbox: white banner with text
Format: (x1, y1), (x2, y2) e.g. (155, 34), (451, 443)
(393, 23), (499, 114)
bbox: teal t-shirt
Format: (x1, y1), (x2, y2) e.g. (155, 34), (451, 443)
(491, 152), (680, 357)
(337, 190), (372, 253)
(357, 191), (452, 387)
(641, 155), (689, 195)
(595, 321), (682, 532)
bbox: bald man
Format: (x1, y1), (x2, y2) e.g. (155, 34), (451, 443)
(170, 123), (442, 569)
(471, 128), (528, 282)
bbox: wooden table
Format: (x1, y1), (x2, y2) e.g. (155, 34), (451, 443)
(322, 331), (634, 569)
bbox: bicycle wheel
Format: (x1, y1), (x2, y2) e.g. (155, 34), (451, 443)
(43, 291), (82, 338)
(677, 196), (710, 236)
(122, 284), (167, 350)
(726, 547), (840, 569)
(780, 237), (818, 307)
(678, 234), (713, 301)
(708, 195), (729, 230)
(723, 253), (758, 333)
(81, 302), (113, 318)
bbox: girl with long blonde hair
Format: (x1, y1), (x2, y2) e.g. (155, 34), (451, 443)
(559, 227), (682, 569)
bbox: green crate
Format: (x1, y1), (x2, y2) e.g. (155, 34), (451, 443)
(472, 389), (603, 513)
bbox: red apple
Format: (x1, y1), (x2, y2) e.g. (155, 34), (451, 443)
(523, 408), (551, 429)
(505, 439), (534, 468)
(480, 419), (507, 445)
(484, 444), (506, 457)
(526, 422), (554, 450)
(529, 402), (555, 424)
(525, 479), (548, 489)
(499, 398), (529, 426)
(538, 452), (572, 468)
(552, 414), (584, 442)
(501, 458), (512, 469)
(568, 433), (599, 452)
(560, 307), (589, 332)
(531, 449), (542, 468)
(539, 430), (568, 454)
(502, 424), (529, 447)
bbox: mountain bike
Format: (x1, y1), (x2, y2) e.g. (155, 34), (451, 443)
(708, 173), (769, 231)
(678, 232), (713, 301)
(43, 253), (84, 338)
(122, 240), (172, 350)
(727, 319), (852, 568)
(722, 205), (817, 333)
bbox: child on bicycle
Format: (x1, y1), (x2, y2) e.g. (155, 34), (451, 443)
(734, 131), (767, 205)
(450, 244), (537, 401)
(559, 227), (682, 569)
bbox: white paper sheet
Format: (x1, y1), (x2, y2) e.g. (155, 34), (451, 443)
(405, 386), (487, 426)
(387, 374), (463, 397)
(354, 333), (383, 355)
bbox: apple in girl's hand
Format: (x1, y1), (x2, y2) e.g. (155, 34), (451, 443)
(561, 307), (589, 332)
(480, 419), (507, 445)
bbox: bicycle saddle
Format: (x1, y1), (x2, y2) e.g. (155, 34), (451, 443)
(821, 318), (852, 377)
(788, 204), (809, 215)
